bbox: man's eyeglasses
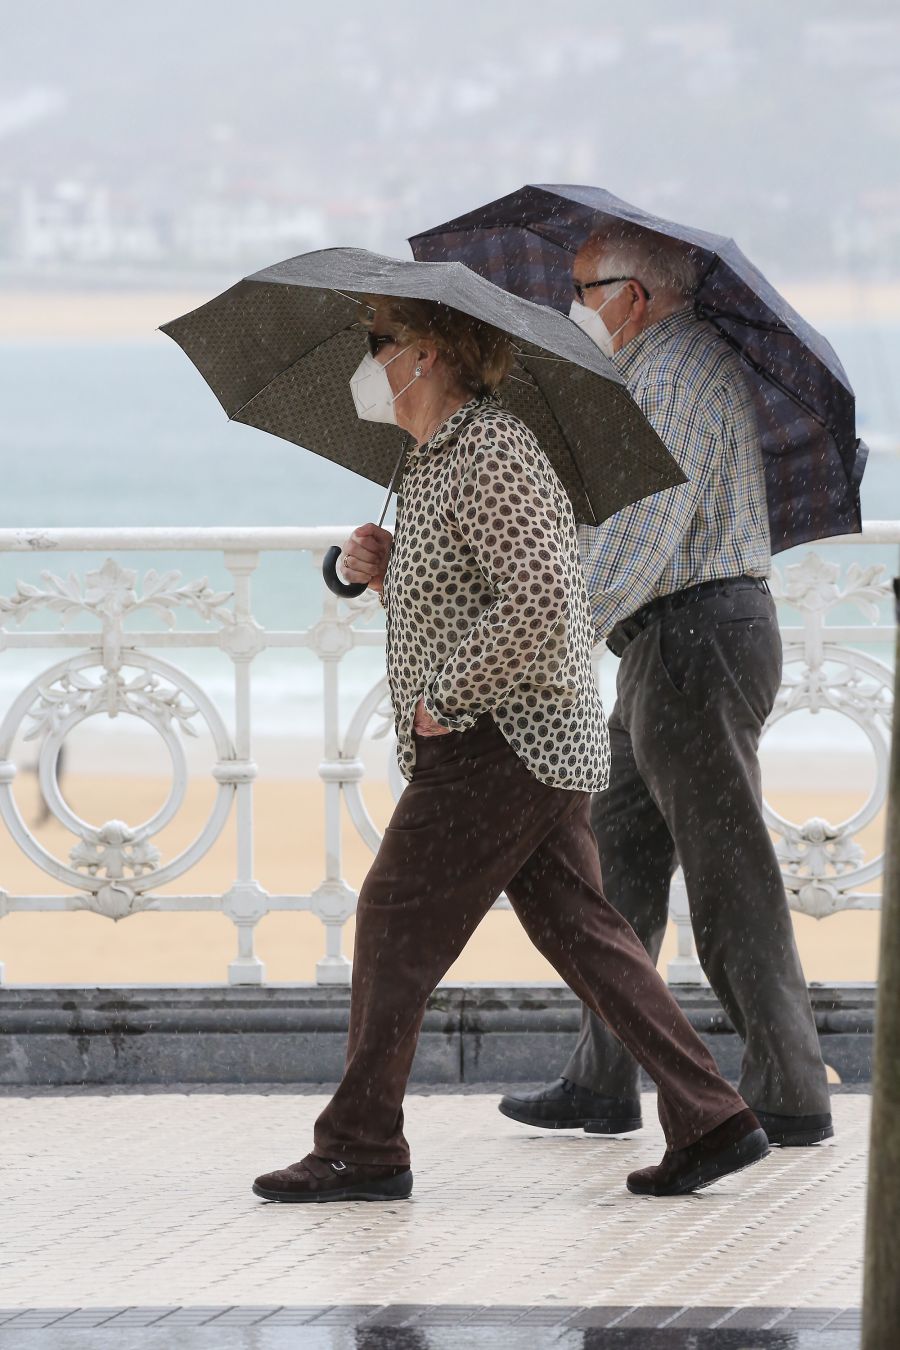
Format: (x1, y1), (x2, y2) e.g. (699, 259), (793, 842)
(572, 276), (652, 305)
(366, 332), (398, 358)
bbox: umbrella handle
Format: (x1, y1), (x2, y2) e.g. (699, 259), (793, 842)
(323, 546), (368, 598)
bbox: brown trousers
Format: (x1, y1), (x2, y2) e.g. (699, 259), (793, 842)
(314, 716), (745, 1167)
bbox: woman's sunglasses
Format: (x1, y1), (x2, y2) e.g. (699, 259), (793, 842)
(366, 332), (398, 358)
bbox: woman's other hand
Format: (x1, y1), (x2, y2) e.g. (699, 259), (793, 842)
(413, 697), (452, 737)
(339, 523), (393, 591)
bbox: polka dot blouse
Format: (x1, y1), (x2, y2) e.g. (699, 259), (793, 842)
(382, 396), (610, 793)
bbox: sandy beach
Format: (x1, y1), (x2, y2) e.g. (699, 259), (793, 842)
(2, 280), (900, 342)
(0, 771), (882, 986)
(0, 289), (214, 342)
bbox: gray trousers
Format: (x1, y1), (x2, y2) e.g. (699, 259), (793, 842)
(563, 585), (831, 1116)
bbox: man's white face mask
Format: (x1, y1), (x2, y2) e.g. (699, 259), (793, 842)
(568, 283), (630, 359)
(349, 345), (418, 425)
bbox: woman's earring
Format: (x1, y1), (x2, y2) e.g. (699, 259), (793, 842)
(415, 366), (422, 377)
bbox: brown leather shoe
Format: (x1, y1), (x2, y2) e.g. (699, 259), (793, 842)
(252, 1152), (413, 1203)
(626, 1109), (770, 1197)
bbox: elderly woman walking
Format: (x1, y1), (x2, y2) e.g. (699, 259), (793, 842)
(252, 296), (767, 1203)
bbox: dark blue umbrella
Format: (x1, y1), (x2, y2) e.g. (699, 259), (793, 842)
(410, 184), (868, 553)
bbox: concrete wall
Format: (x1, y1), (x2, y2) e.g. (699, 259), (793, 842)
(0, 983), (875, 1087)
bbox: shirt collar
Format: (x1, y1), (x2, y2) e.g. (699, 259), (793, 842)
(611, 305), (697, 379)
(408, 394), (495, 458)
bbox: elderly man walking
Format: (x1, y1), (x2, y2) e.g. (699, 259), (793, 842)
(499, 225), (833, 1147)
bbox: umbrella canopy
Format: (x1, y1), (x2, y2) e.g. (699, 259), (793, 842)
(160, 247), (684, 528)
(410, 185), (868, 552)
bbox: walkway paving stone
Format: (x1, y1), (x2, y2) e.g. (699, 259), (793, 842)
(0, 1091), (866, 1344)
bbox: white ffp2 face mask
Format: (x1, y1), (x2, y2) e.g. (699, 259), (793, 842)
(349, 346), (418, 425)
(568, 285), (630, 359)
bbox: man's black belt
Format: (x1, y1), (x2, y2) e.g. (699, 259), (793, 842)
(605, 576), (771, 658)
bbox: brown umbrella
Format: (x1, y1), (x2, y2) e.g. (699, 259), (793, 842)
(162, 246), (684, 595)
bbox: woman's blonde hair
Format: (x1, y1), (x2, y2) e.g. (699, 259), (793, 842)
(363, 296), (515, 396)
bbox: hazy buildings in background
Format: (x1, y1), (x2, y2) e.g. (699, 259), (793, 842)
(0, 0), (898, 288)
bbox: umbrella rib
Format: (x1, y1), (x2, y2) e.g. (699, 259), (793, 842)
(696, 301), (792, 335)
(335, 289), (373, 309)
(514, 354), (598, 522)
(689, 258), (832, 431)
(432, 219), (582, 257)
(517, 221), (581, 254)
(511, 350), (568, 362)
(709, 320), (830, 431)
(228, 307), (361, 423)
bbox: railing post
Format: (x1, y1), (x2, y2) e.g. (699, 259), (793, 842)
(666, 871), (706, 984)
(310, 580), (355, 985)
(221, 550), (267, 985)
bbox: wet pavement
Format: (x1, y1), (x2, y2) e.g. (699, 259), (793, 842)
(0, 1317), (862, 1348)
(1, 1090), (865, 1347)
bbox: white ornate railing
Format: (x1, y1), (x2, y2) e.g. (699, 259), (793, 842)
(0, 524), (895, 987)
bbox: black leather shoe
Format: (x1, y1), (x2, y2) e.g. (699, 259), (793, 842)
(754, 1110), (834, 1146)
(498, 1078), (643, 1133)
(627, 1109), (769, 1197)
(252, 1153), (413, 1203)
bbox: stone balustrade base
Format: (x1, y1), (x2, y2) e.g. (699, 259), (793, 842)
(0, 982), (875, 1088)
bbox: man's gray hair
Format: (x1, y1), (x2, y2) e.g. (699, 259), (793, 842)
(582, 223), (702, 300)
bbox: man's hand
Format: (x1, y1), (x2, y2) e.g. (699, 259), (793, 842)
(339, 522), (393, 592)
(413, 696), (452, 737)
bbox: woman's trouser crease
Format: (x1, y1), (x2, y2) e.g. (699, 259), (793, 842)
(314, 715), (745, 1167)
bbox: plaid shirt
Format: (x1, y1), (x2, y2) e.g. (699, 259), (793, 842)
(578, 308), (771, 640)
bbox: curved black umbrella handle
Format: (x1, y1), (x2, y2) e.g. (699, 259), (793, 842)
(323, 545), (368, 598)
(321, 446), (407, 599)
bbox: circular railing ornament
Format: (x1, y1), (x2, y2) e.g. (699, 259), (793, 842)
(0, 652), (239, 918)
(763, 642), (892, 918)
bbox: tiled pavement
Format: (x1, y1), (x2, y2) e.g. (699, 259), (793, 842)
(0, 1090), (866, 1347)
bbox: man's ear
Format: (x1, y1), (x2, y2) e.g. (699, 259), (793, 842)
(628, 280), (650, 319)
